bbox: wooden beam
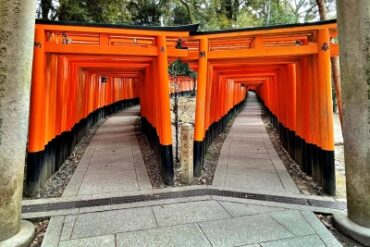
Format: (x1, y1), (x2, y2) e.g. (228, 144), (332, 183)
(45, 43), (158, 56)
(208, 43), (318, 59)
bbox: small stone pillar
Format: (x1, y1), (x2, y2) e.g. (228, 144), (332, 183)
(180, 124), (194, 183)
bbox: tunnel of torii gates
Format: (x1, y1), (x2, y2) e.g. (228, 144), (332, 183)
(26, 19), (339, 196)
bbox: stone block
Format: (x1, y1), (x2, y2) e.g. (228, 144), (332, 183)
(71, 207), (156, 239)
(59, 235), (115, 247)
(199, 214), (293, 246)
(180, 124), (193, 184)
(152, 200), (230, 227)
(219, 201), (285, 217)
(116, 224), (211, 247)
(268, 210), (315, 236)
(260, 235), (325, 247)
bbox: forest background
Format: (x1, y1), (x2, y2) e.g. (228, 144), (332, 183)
(36, 0), (337, 30)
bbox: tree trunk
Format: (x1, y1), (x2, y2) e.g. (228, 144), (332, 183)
(316, 0), (328, 20)
(41, 0), (52, 20)
(0, 0), (36, 242)
(315, 0), (343, 128)
(331, 57), (343, 126)
(336, 0), (370, 229)
(178, 0), (195, 23)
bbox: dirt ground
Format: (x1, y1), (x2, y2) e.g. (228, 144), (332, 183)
(28, 219), (49, 247)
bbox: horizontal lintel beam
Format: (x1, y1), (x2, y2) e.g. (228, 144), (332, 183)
(208, 43), (318, 59)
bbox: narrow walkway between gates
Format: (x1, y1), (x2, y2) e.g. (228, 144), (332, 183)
(62, 105), (152, 197)
(37, 94), (342, 247)
(213, 92), (300, 195)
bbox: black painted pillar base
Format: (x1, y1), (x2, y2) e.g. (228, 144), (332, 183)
(25, 152), (44, 196)
(321, 149), (336, 195)
(311, 145), (321, 185)
(193, 141), (204, 177)
(160, 144), (174, 186)
(305, 143), (313, 176)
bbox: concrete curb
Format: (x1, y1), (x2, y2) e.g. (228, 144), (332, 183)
(0, 220), (35, 247)
(333, 212), (370, 246)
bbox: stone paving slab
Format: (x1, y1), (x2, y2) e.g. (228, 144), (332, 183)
(77, 169), (140, 195)
(213, 92), (299, 195)
(219, 201), (286, 217)
(224, 173), (286, 193)
(260, 235), (326, 247)
(227, 163), (278, 174)
(198, 214), (294, 246)
(60, 215), (76, 241)
(59, 235), (115, 247)
(268, 210), (316, 237)
(300, 210), (342, 246)
(41, 198), (341, 247)
(87, 160), (135, 170)
(152, 200), (231, 227)
(116, 224), (212, 247)
(41, 216), (64, 247)
(70, 207), (157, 239)
(62, 106), (151, 197)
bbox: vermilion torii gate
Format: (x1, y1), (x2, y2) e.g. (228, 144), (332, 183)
(2, 1), (370, 245)
(189, 21), (338, 195)
(25, 20), (199, 195)
(25, 20), (339, 197)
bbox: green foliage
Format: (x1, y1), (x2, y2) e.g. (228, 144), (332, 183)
(168, 59), (196, 78)
(37, 0), (336, 30)
(56, 0), (132, 23)
(128, 0), (170, 25)
(171, 5), (192, 25)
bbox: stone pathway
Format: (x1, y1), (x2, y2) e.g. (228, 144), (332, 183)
(41, 195), (341, 247)
(62, 105), (151, 197)
(213, 92), (299, 194)
(38, 97), (342, 247)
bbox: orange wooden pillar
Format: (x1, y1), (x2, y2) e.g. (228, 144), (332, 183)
(295, 61), (306, 168)
(317, 28), (335, 195)
(299, 57), (311, 174)
(156, 35), (174, 185)
(310, 55), (321, 184)
(271, 75), (278, 126)
(45, 55), (58, 177)
(26, 27), (47, 194)
(56, 56), (67, 139)
(280, 66), (289, 149)
(194, 38), (208, 177)
(305, 56), (314, 176)
(303, 57), (315, 176)
(204, 64), (213, 146)
(286, 64), (296, 160)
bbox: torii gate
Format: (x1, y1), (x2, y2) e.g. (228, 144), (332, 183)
(1, 1), (370, 245)
(25, 21), (339, 195)
(188, 22), (338, 196)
